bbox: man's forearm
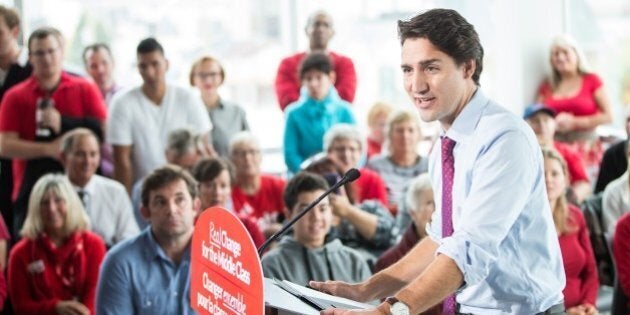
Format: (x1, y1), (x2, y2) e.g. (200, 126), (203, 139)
(113, 159), (132, 195)
(360, 237), (439, 300)
(0, 136), (57, 159)
(396, 254), (464, 314)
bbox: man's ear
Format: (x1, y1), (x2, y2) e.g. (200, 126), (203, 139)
(283, 207), (292, 220)
(60, 152), (68, 168)
(165, 58), (170, 72)
(329, 71), (336, 85)
(140, 205), (151, 220)
(193, 197), (202, 215)
(462, 59), (476, 79)
(10, 26), (19, 40)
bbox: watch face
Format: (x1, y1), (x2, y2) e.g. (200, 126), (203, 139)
(390, 302), (410, 315)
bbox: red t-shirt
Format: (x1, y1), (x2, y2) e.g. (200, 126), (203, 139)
(559, 205), (599, 308)
(614, 213), (630, 299)
(538, 73), (603, 117)
(366, 137), (382, 160)
(8, 231), (106, 315)
(274, 51), (356, 110)
(554, 141), (589, 184)
(0, 73), (107, 199)
(353, 168), (388, 206)
(232, 174), (286, 220)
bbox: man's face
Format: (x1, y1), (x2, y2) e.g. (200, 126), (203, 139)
(231, 142), (261, 177)
(306, 13), (334, 50)
(29, 35), (64, 81)
(290, 190), (332, 248)
(302, 69), (333, 101)
(401, 38), (473, 129)
(389, 119), (421, 154)
(137, 50), (168, 87)
(0, 16), (18, 57)
(85, 48), (115, 90)
(526, 112), (556, 144)
(328, 138), (361, 173)
(62, 135), (100, 187)
(142, 179), (197, 240)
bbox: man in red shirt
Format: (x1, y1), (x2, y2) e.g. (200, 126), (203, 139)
(229, 132), (285, 237)
(524, 103), (590, 203)
(0, 27), (107, 237)
(274, 11), (356, 111)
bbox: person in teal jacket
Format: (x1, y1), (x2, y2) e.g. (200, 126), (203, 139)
(283, 52), (356, 173)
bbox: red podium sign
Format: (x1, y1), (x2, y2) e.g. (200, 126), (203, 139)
(191, 207), (264, 315)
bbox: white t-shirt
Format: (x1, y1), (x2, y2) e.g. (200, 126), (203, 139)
(107, 85), (212, 181)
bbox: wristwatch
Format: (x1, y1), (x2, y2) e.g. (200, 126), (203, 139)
(385, 296), (410, 315)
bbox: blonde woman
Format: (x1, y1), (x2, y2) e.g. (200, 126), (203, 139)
(8, 174), (106, 315)
(538, 35), (612, 177)
(543, 148), (598, 315)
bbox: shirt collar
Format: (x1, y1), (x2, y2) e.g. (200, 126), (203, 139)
(29, 71), (71, 93)
(442, 88), (489, 143)
(71, 175), (97, 195)
(142, 227), (191, 265)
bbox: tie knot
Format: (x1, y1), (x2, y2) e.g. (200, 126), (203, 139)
(441, 136), (456, 156)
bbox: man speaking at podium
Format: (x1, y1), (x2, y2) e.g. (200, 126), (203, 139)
(310, 8), (566, 315)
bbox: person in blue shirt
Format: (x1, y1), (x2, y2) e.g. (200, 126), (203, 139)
(310, 8), (565, 315)
(96, 165), (200, 315)
(283, 52), (356, 173)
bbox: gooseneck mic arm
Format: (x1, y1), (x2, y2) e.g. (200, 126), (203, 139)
(257, 168), (361, 256)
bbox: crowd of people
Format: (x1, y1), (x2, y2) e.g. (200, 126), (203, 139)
(0, 4), (627, 315)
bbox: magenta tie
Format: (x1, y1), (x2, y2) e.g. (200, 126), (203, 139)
(441, 136), (457, 315)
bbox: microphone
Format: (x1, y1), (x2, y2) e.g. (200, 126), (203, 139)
(257, 168), (361, 256)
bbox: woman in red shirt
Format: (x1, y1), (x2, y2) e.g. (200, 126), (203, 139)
(543, 148), (599, 315)
(8, 174), (106, 315)
(538, 35), (612, 178)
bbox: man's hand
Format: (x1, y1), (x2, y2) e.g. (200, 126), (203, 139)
(55, 300), (90, 315)
(566, 303), (598, 315)
(308, 280), (367, 302)
(40, 106), (61, 134)
(321, 302), (389, 315)
(328, 189), (353, 218)
(45, 136), (63, 160)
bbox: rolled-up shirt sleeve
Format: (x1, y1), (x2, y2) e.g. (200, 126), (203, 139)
(433, 130), (538, 287)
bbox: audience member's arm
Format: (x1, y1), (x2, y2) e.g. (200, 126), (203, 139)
(0, 132), (61, 159)
(8, 247), (62, 314)
(567, 86), (612, 131)
(602, 188), (623, 235)
(330, 193), (379, 240)
(96, 251), (135, 315)
(274, 57), (300, 111)
(113, 145), (133, 195)
(80, 235), (107, 314)
(571, 181), (591, 204)
(283, 113), (303, 173)
(613, 215), (630, 297)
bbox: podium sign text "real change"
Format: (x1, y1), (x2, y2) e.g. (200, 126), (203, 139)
(191, 207), (263, 315)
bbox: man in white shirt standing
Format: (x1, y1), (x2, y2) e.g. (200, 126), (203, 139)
(108, 37), (212, 194)
(61, 128), (139, 247)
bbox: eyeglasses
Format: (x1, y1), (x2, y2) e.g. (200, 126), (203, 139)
(195, 72), (222, 80)
(30, 47), (59, 58)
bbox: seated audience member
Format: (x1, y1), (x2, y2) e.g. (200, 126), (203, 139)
(190, 55), (249, 157)
(0, 5), (32, 233)
(524, 103), (591, 203)
(0, 27), (107, 237)
(61, 128), (139, 247)
(306, 157), (397, 262)
(613, 213), (630, 302)
(191, 157), (264, 247)
(602, 147), (630, 235)
(543, 148), (598, 314)
(375, 174), (434, 272)
(274, 10), (356, 111)
(108, 37), (212, 194)
(324, 124), (388, 206)
(230, 132), (286, 236)
(83, 42), (122, 177)
(283, 52), (356, 173)
(366, 102), (393, 159)
(366, 109), (428, 215)
(96, 165), (198, 314)
(261, 172), (370, 286)
(595, 113), (630, 193)
(131, 128), (207, 229)
(537, 35), (612, 179)
(8, 174), (106, 315)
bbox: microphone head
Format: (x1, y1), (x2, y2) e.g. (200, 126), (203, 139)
(344, 168), (361, 183)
